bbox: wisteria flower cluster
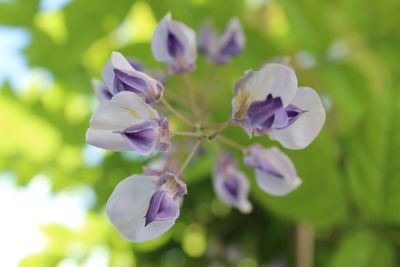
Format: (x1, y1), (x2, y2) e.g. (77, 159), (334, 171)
(86, 13), (325, 242)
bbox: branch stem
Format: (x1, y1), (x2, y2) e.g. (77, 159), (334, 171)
(183, 73), (200, 119)
(208, 121), (232, 140)
(176, 138), (203, 177)
(215, 135), (246, 151)
(170, 131), (206, 138)
(296, 223), (314, 267)
(161, 98), (195, 128)
(200, 122), (227, 130)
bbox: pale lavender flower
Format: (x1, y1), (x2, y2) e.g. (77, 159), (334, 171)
(101, 52), (165, 103)
(86, 91), (170, 155)
(106, 172), (187, 242)
(213, 151), (252, 213)
(151, 13), (197, 74)
(231, 63), (325, 149)
(198, 18), (245, 64)
(208, 18), (245, 64)
(198, 20), (215, 54)
(244, 144), (301, 196)
(91, 78), (113, 101)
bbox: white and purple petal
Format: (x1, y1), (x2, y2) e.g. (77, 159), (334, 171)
(144, 190), (179, 226)
(101, 52), (165, 103)
(231, 64), (298, 135)
(209, 17), (245, 64)
(151, 13), (197, 74)
(106, 175), (177, 243)
(86, 91), (169, 154)
(91, 78), (113, 102)
(268, 87), (325, 149)
(198, 21), (215, 54)
(213, 152), (252, 213)
(244, 145), (301, 196)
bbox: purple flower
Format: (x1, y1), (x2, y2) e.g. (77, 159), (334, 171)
(207, 18), (245, 64)
(198, 18), (245, 64)
(91, 78), (113, 101)
(101, 52), (165, 103)
(231, 63), (326, 149)
(106, 172), (187, 242)
(86, 91), (170, 155)
(198, 20), (215, 54)
(244, 145), (301, 196)
(213, 152), (252, 213)
(151, 13), (197, 74)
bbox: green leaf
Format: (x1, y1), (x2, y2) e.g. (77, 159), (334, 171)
(330, 230), (396, 267)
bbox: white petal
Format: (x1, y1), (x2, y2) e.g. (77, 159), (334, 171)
(101, 59), (115, 91)
(245, 64), (298, 106)
(169, 20), (197, 61)
(151, 13), (173, 62)
(111, 51), (135, 72)
(213, 171), (252, 213)
(255, 147), (302, 196)
(106, 175), (176, 242)
(86, 92), (160, 151)
(91, 78), (111, 101)
(268, 87), (326, 149)
(218, 17), (245, 52)
(90, 91), (159, 131)
(111, 52), (160, 90)
(86, 128), (130, 151)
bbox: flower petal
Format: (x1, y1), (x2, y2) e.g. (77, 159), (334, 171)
(214, 172), (252, 213)
(145, 190), (179, 226)
(169, 20), (197, 58)
(106, 175), (176, 242)
(151, 13), (197, 73)
(91, 78), (113, 101)
(115, 121), (159, 155)
(210, 17), (245, 64)
(101, 59), (115, 91)
(111, 52), (164, 102)
(90, 91), (159, 130)
(198, 21), (215, 54)
(245, 64), (298, 107)
(151, 13), (173, 62)
(86, 91), (160, 151)
(213, 152), (252, 213)
(253, 147), (302, 196)
(268, 87), (326, 149)
(86, 128), (131, 151)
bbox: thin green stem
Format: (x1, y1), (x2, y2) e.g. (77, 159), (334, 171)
(183, 73), (200, 120)
(170, 131), (206, 138)
(176, 138), (203, 177)
(161, 97), (195, 128)
(208, 121), (232, 140)
(200, 122), (227, 130)
(215, 135), (246, 151)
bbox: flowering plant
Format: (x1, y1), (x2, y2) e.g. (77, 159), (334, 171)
(86, 12), (325, 242)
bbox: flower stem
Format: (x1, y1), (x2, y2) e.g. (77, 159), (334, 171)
(183, 73), (200, 120)
(170, 131), (206, 138)
(161, 97), (196, 128)
(208, 121), (232, 140)
(296, 223), (314, 267)
(215, 135), (246, 151)
(176, 138), (202, 177)
(200, 122), (227, 130)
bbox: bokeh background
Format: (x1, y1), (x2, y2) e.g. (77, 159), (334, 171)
(1, 0), (399, 266)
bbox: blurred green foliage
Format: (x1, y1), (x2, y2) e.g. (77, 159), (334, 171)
(1, 0), (400, 266)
